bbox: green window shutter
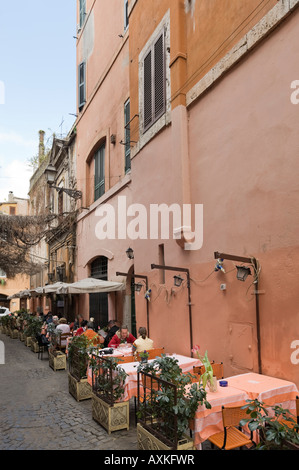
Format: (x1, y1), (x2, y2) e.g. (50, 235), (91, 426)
(94, 144), (105, 201)
(78, 61), (86, 110)
(124, 99), (131, 173)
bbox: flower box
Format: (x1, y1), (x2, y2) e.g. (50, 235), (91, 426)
(11, 329), (19, 339)
(19, 332), (25, 341)
(137, 423), (195, 450)
(92, 393), (129, 434)
(25, 336), (32, 347)
(49, 350), (67, 371)
(68, 372), (92, 401)
(30, 339), (40, 353)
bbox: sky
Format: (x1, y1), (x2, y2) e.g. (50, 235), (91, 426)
(0, 0), (77, 202)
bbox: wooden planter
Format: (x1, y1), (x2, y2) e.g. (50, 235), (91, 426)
(68, 373), (92, 401)
(137, 423), (195, 451)
(31, 339), (39, 353)
(49, 350), (67, 371)
(25, 336), (32, 347)
(19, 332), (25, 341)
(92, 393), (129, 434)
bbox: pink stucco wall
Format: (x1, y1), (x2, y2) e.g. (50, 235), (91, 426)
(131, 9), (299, 385)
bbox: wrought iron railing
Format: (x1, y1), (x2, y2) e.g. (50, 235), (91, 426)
(91, 354), (127, 406)
(137, 370), (178, 449)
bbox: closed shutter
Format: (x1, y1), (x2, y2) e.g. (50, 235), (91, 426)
(154, 33), (165, 120)
(94, 144), (105, 201)
(143, 30), (165, 132)
(143, 50), (153, 131)
(124, 99), (131, 172)
(78, 62), (86, 110)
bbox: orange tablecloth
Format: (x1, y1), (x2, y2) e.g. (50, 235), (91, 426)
(226, 372), (298, 410)
(192, 372), (299, 446)
(120, 354), (202, 401)
(87, 353), (202, 399)
(191, 384), (249, 445)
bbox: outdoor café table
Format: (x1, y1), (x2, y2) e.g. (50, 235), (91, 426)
(225, 372), (299, 413)
(120, 353), (203, 401)
(188, 383), (249, 448)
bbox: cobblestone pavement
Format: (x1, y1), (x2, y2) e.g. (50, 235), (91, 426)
(0, 332), (138, 450)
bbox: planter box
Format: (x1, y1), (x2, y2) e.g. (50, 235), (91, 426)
(19, 332), (25, 341)
(11, 329), (19, 339)
(31, 339), (39, 353)
(137, 423), (195, 451)
(49, 351), (67, 371)
(68, 373), (92, 401)
(25, 336), (32, 347)
(92, 393), (129, 434)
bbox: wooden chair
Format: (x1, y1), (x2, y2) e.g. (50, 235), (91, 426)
(57, 333), (72, 351)
(212, 362), (224, 379)
(208, 406), (255, 450)
(117, 355), (135, 363)
(147, 347), (165, 360)
(278, 395), (299, 429)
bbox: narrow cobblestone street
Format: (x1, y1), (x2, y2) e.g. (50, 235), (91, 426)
(0, 333), (138, 451)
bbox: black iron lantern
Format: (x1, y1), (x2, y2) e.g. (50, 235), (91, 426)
(173, 274), (184, 287)
(126, 247), (134, 259)
(236, 265), (251, 282)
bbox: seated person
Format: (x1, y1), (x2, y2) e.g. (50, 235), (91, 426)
(103, 320), (119, 348)
(75, 319), (88, 336)
(82, 322), (104, 346)
(56, 318), (71, 347)
(108, 325), (136, 348)
(132, 327), (154, 353)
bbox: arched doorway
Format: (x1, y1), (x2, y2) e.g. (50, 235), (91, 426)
(89, 257), (108, 329)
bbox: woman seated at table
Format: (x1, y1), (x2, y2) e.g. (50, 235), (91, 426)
(108, 325), (136, 348)
(132, 327), (153, 353)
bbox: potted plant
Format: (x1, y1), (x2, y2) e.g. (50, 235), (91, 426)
(241, 399), (299, 450)
(89, 354), (130, 434)
(47, 324), (67, 371)
(136, 354), (211, 450)
(68, 335), (93, 401)
(192, 345), (217, 392)
(24, 315), (43, 352)
(139, 350), (149, 363)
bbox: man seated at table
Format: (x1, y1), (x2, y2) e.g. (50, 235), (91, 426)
(103, 320), (119, 348)
(132, 327), (154, 353)
(108, 325), (136, 348)
(82, 322), (104, 346)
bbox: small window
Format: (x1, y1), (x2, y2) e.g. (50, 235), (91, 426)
(143, 30), (166, 132)
(94, 144), (105, 201)
(124, 99), (131, 173)
(9, 206), (16, 215)
(79, 0), (86, 28)
(78, 61), (86, 111)
(91, 257), (108, 280)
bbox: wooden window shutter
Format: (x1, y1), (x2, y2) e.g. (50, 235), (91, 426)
(154, 32), (165, 120)
(143, 30), (165, 132)
(143, 50), (153, 131)
(94, 144), (105, 201)
(78, 62), (86, 110)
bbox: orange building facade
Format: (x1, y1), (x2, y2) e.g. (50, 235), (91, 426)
(75, 0), (299, 385)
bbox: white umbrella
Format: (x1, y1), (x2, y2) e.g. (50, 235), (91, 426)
(56, 277), (125, 294)
(43, 282), (69, 294)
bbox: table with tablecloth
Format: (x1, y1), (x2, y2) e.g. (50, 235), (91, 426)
(120, 353), (202, 401)
(191, 372), (299, 447)
(87, 353), (202, 400)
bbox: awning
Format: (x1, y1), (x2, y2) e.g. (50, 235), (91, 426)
(56, 277), (125, 294)
(43, 282), (69, 294)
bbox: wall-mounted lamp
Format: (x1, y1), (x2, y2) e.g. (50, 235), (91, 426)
(126, 247), (134, 259)
(134, 282), (143, 292)
(173, 274), (184, 287)
(236, 265), (251, 282)
(45, 164), (82, 200)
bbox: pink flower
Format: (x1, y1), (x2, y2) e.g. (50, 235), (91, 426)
(191, 344), (200, 354)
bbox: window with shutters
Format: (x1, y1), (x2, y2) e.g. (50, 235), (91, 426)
(124, 98), (131, 173)
(138, 11), (170, 148)
(143, 30), (166, 132)
(94, 143), (105, 201)
(78, 61), (86, 111)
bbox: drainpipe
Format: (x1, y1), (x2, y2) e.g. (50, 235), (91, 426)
(214, 252), (262, 374)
